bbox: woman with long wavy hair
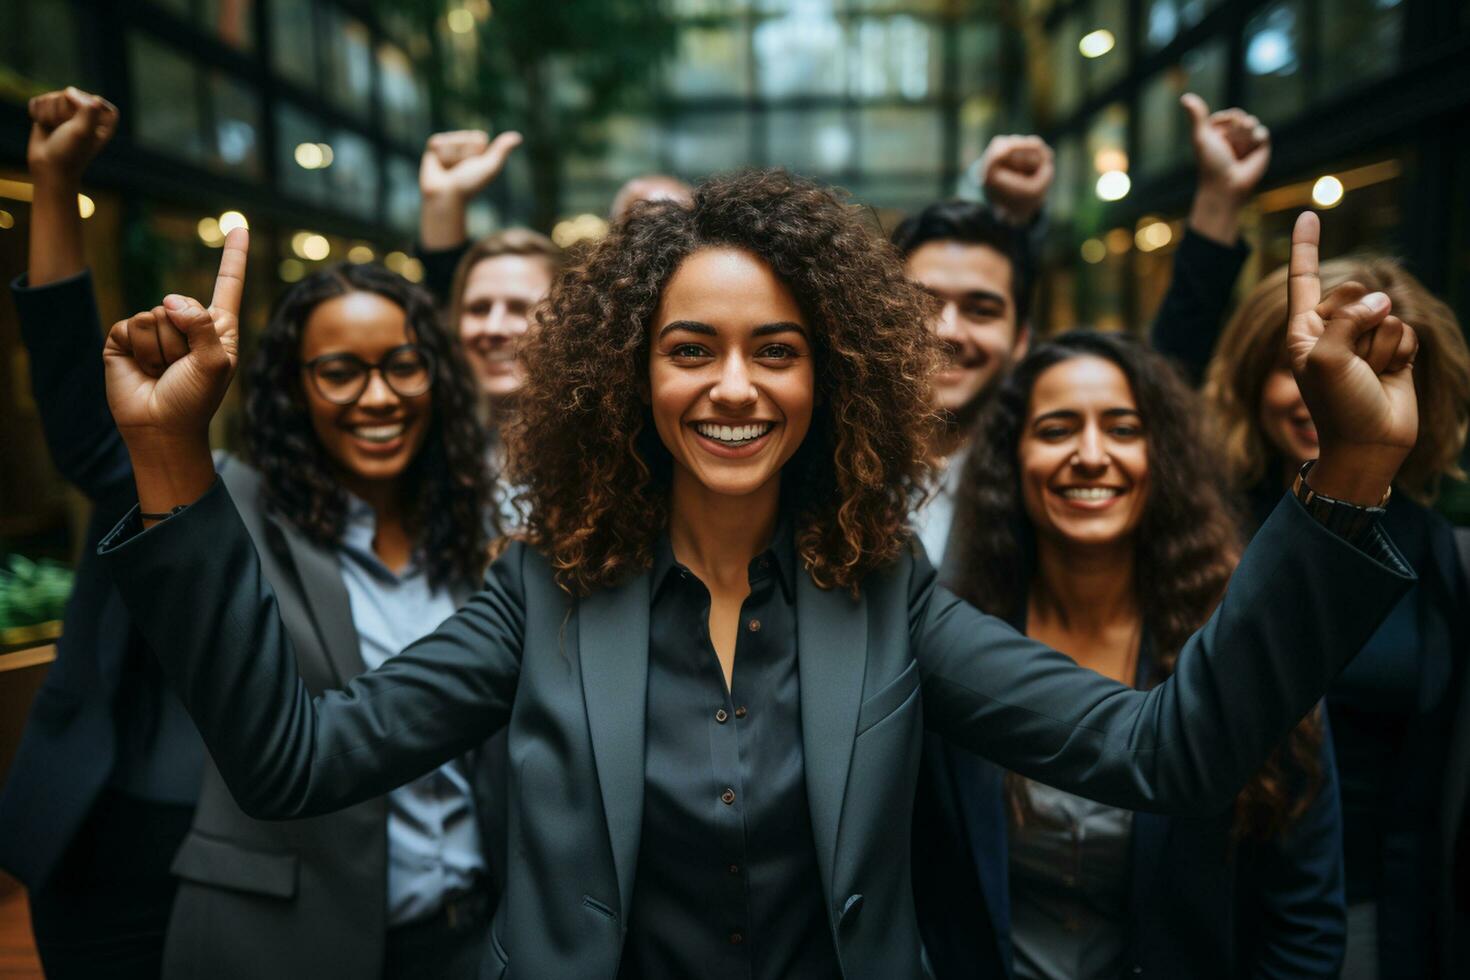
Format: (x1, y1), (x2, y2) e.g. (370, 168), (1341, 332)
(917, 330), (1345, 979)
(160, 262), (503, 980)
(93, 172), (1413, 979)
(1206, 257), (1470, 979)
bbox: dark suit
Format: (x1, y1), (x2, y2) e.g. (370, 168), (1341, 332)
(98, 474), (1411, 980)
(160, 459), (509, 979)
(915, 648), (1347, 979)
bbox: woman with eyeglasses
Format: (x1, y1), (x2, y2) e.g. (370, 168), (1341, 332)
(157, 263), (505, 980)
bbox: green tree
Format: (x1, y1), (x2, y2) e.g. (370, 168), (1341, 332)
(385, 0), (673, 231)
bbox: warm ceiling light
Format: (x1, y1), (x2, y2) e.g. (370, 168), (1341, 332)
(1095, 170), (1131, 201)
(1079, 29), (1115, 58)
(1105, 228), (1132, 254)
(295, 142), (324, 169)
(1136, 220), (1173, 252)
(279, 258), (305, 283)
(400, 258), (425, 283)
(0, 209), (14, 230)
(300, 233), (330, 261)
(197, 216), (224, 246)
(385, 250), (409, 273)
(1311, 175), (1344, 208)
(348, 244), (375, 263)
(1080, 238), (1106, 264)
(219, 210), (249, 233)
(1094, 148), (1128, 173)
(447, 8), (475, 34)
(78, 194), (96, 219)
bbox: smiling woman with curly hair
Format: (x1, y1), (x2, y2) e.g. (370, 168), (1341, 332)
(98, 177), (1417, 980)
(506, 169), (941, 595)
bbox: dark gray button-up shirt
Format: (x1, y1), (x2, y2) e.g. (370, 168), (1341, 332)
(618, 526), (841, 979)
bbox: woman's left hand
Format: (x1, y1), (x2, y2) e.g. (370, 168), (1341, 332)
(1287, 211), (1418, 505)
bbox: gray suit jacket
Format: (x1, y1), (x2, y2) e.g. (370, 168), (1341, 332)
(161, 460), (507, 979)
(100, 479), (1412, 980)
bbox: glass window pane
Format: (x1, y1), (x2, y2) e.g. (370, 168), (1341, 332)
(270, 0), (317, 88)
(1243, 0), (1306, 126)
(669, 112), (753, 176)
(1050, 12), (1083, 120)
(1319, 0), (1403, 92)
(1137, 40), (1227, 180)
(669, 26), (749, 97)
(767, 109), (852, 175)
(208, 72), (263, 178)
(379, 43), (431, 147)
(850, 16), (939, 101)
(322, 11), (374, 117)
(201, 0), (257, 51)
(326, 129), (379, 219)
(130, 34), (206, 163)
(0, 0), (90, 89)
(958, 23), (1002, 95)
(1144, 0), (1215, 52)
(385, 156), (420, 235)
(754, 6), (844, 98)
(858, 108), (943, 175)
(277, 103), (330, 204)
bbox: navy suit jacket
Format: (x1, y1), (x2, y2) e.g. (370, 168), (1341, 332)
(0, 271), (203, 888)
(96, 470), (1412, 979)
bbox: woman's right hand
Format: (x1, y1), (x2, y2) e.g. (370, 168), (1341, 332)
(104, 228), (247, 454)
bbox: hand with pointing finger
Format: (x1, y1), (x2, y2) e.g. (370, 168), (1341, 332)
(1287, 212), (1418, 505)
(104, 227), (248, 448)
(1181, 93), (1269, 245)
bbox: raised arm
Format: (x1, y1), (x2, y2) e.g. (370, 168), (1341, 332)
(13, 87), (132, 498)
(97, 239), (524, 819)
(920, 212), (1418, 812)
(1152, 94), (1270, 381)
(418, 128), (521, 302)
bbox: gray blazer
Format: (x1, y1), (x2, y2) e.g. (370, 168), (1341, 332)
(100, 479), (1412, 980)
(160, 459), (507, 979)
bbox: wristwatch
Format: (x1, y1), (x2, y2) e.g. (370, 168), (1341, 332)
(1291, 460), (1390, 544)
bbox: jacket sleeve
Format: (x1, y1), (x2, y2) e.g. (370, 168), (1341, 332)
(913, 493), (1414, 816)
(1247, 711), (1347, 979)
(416, 240), (472, 309)
(10, 271), (134, 500)
(97, 478), (524, 820)
(1149, 229), (1251, 385)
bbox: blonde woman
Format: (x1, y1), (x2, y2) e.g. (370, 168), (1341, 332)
(1206, 256), (1470, 979)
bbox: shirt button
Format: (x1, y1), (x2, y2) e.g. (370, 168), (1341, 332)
(734, 706), (748, 719)
(715, 708), (729, 723)
(721, 788), (736, 805)
(729, 931), (744, 945)
(747, 618), (761, 632)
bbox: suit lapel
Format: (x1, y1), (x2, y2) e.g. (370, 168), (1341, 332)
(274, 517), (366, 688)
(796, 573), (868, 896)
(578, 572), (651, 921)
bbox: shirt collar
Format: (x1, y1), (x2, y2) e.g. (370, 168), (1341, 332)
(338, 490), (423, 580)
(652, 513), (797, 603)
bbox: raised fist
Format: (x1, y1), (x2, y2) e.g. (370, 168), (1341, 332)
(978, 135), (1054, 226)
(1180, 93), (1270, 204)
(1287, 212), (1417, 503)
(28, 87), (119, 183)
(419, 129), (523, 201)
(104, 229), (247, 447)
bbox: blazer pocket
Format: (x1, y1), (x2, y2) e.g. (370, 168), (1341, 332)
(170, 831), (298, 899)
(855, 660), (920, 736)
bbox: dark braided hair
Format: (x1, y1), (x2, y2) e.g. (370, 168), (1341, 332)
(244, 262), (494, 589)
(947, 329), (1323, 841)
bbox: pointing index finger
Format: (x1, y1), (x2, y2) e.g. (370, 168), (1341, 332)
(1288, 211), (1322, 319)
(211, 227), (249, 315)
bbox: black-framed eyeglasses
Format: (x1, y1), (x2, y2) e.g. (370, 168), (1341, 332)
(302, 344), (437, 405)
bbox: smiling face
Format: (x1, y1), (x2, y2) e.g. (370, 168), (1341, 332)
(1018, 355), (1149, 550)
(300, 290), (433, 495)
(906, 240), (1027, 417)
(458, 253), (554, 402)
(1258, 352), (1318, 471)
(649, 247), (814, 503)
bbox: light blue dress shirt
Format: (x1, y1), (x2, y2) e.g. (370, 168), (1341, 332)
(338, 494), (486, 926)
(911, 444), (970, 565)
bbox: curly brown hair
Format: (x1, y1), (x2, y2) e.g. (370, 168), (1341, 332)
(504, 169), (944, 595)
(947, 330), (1323, 841)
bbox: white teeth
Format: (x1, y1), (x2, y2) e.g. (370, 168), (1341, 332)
(1060, 487), (1121, 501)
(353, 424), (405, 443)
(695, 422), (773, 445)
